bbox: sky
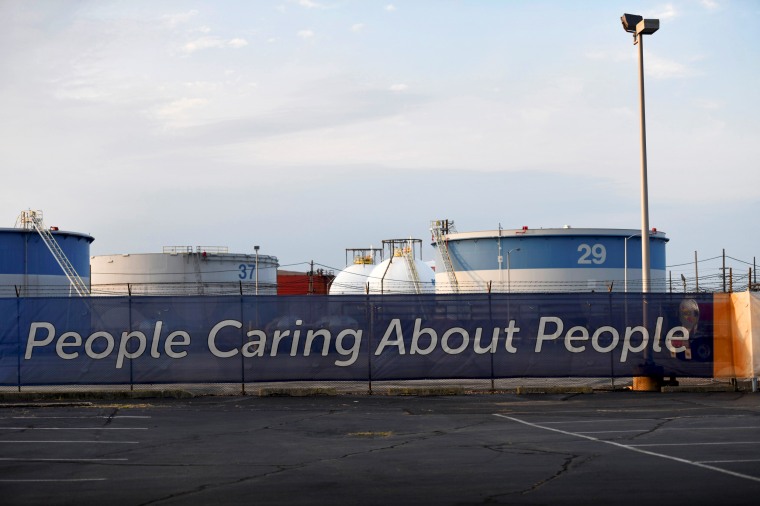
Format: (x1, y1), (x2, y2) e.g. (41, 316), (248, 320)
(1, 0), (758, 284)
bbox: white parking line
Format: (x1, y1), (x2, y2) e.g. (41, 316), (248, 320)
(0, 440), (139, 444)
(0, 427), (147, 430)
(699, 459), (760, 464)
(0, 478), (107, 483)
(576, 430), (649, 434)
(8, 416), (151, 419)
(537, 418), (659, 424)
(494, 414), (760, 484)
(659, 426), (760, 431)
(0, 458), (127, 462)
(631, 442), (760, 447)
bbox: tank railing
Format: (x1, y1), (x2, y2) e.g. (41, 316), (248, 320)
(195, 246), (229, 254)
(162, 246), (230, 254)
(163, 246), (193, 254)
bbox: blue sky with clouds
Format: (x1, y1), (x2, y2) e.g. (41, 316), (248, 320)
(1, 0), (758, 281)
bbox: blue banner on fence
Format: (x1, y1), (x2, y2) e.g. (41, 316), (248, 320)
(0, 293), (716, 386)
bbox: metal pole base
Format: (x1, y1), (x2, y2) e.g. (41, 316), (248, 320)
(632, 363), (665, 391)
(632, 376), (663, 391)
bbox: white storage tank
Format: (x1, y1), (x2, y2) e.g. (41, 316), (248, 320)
(91, 246), (279, 295)
(431, 223), (669, 293)
(366, 239), (436, 294)
(329, 248), (383, 295)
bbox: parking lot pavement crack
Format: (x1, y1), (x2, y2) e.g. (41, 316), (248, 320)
(521, 453), (591, 495)
(104, 407), (119, 426)
(480, 445), (594, 498)
(628, 417), (673, 440)
(675, 393), (760, 415)
(134, 435), (442, 505)
(135, 465), (308, 506)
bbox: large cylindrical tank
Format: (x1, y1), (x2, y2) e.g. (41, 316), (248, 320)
(90, 246), (279, 295)
(432, 227), (669, 293)
(0, 228), (94, 297)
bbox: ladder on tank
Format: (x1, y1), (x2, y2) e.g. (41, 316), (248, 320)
(430, 219), (459, 293)
(402, 240), (422, 295)
(19, 210), (90, 297)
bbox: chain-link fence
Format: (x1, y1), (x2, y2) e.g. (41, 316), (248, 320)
(0, 292), (743, 396)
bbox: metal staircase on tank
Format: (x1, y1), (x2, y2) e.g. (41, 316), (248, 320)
(19, 210), (90, 297)
(402, 240), (422, 295)
(430, 219), (459, 293)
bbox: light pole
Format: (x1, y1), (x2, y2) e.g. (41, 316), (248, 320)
(622, 14), (661, 390)
(507, 248), (520, 293)
(621, 13), (659, 294)
(254, 245), (260, 295)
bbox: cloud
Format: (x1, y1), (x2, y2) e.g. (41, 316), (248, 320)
(152, 97), (209, 127)
(163, 10), (199, 28)
(652, 3), (678, 20)
(228, 38), (248, 48)
(297, 0), (329, 8)
(701, 0), (721, 10)
(351, 23), (365, 33)
(182, 36), (249, 53)
(693, 98), (721, 110)
(646, 53), (698, 79)
(385, 5), (397, 12)
(389, 83), (408, 92)
(298, 29), (315, 40)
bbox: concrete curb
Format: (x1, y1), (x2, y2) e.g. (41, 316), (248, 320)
(516, 386), (593, 395)
(385, 387), (465, 396)
(258, 387), (338, 397)
(0, 389), (194, 403)
(661, 384), (737, 393)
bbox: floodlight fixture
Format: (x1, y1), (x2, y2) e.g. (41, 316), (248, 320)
(620, 13), (642, 33)
(636, 19), (659, 36)
(621, 13), (659, 44)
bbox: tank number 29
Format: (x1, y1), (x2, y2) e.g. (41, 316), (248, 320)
(577, 244), (606, 265)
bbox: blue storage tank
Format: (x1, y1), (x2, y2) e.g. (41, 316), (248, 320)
(432, 226), (669, 293)
(0, 227), (94, 297)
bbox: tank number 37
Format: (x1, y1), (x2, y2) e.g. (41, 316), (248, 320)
(238, 264), (257, 279)
(577, 244), (606, 265)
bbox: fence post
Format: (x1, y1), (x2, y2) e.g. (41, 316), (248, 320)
(240, 293), (246, 395)
(367, 299), (374, 395)
(129, 288), (134, 391)
(488, 292), (495, 392)
(16, 294), (21, 392)
(608, 293), (615, 390)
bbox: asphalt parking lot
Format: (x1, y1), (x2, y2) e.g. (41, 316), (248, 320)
(2, 392), (760, 505)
